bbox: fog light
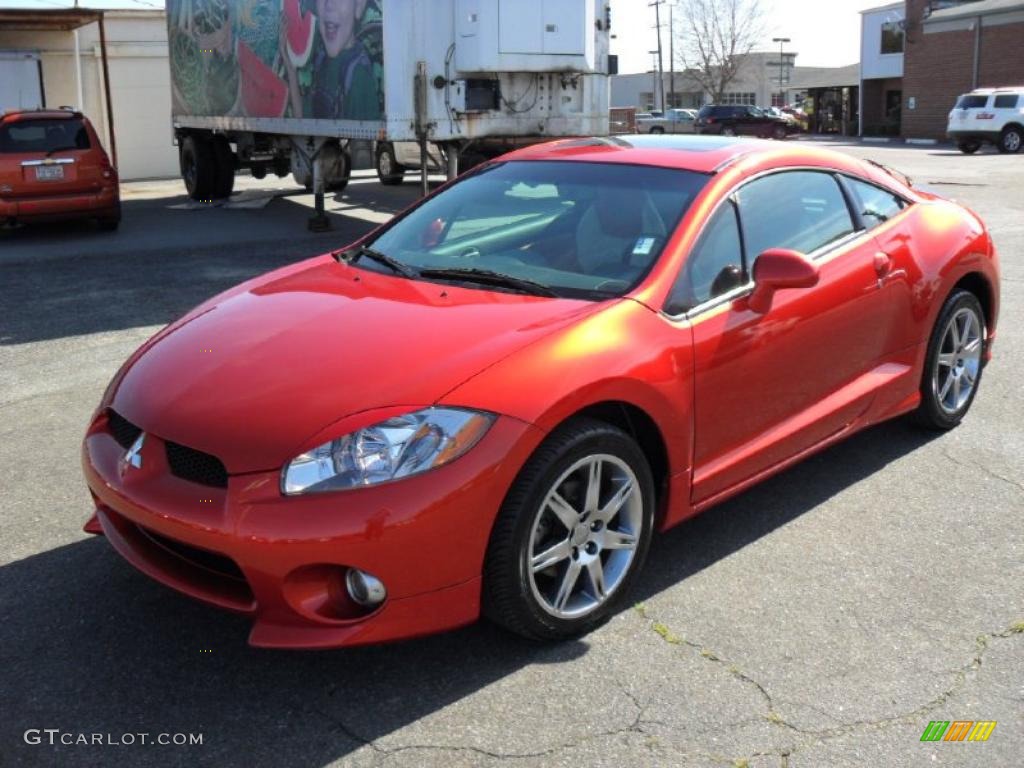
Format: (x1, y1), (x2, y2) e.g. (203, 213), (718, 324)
(345, 568), (386, 607)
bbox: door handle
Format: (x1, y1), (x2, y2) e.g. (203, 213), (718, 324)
(873, 252), (893, 278)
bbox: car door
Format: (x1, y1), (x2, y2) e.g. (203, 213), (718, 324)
(681, 170), (900, 504)
(738, 107), (762, 136)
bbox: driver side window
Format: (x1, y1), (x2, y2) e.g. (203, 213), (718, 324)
(666, 201), (745, 314)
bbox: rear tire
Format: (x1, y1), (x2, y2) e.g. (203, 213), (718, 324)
(375, 143), (405, 185)
(649, 126), (665, 135)
(721, 126), (737, 137)
(96, 208), (121, 232)
(483, 418), (655, 641)
(997, 125), (1022, 154)
(913, 290), (986, 430)
(772, 124), (787, 141)
(210, 135), (236, 200)
(179, 134), (217, 201)
(957, 141), (981, 155)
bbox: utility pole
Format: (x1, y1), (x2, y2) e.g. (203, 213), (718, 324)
(649, 0), (665, 112)
(668, 3), (675, 110)
(772, 37), (791, 108)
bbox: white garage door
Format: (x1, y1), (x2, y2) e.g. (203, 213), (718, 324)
(0, 51), (43, 111)
(108, 52), (179, 180)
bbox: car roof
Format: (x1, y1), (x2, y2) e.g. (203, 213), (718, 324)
(964, 86), (1024, 95)
(0, 108), (84, 124)
(499, 135), (862, 176)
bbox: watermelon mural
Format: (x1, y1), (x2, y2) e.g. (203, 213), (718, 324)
(167, 0), (383, 121)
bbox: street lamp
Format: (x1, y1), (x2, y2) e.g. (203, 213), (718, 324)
(773, 37), (791, 108)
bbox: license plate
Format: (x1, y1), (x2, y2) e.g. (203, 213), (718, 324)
(35, 165), (64, 181)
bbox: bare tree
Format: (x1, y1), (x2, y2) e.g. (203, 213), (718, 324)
(673, 0), (766, 103)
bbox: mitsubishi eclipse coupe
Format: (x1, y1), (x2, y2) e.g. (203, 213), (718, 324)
(82, 136), (1000, 648)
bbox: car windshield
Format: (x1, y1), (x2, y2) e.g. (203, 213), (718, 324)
(0, 118), (91, 153)
(365, 161), (708, 299)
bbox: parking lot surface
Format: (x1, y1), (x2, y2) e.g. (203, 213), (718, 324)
(1, 144), (1021, 768)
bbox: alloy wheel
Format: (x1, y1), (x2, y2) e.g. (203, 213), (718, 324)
(527, 455), (643, 619)
(932, 306), (983, 414)
(1004, 129), (1022, 153)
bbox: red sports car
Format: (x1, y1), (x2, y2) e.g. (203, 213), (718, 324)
(82, 136), (999, 648)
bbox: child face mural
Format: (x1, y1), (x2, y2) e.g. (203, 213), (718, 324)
(316, 0), (365, 58)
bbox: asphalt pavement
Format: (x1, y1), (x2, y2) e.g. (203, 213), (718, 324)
(1, 147), (1021, 768)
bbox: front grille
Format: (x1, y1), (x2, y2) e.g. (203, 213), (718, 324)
(165, 441), (228, 488)
(107, 409), (142, 449)
(107, 408), (228, 488)
(137, 525), (246, 582)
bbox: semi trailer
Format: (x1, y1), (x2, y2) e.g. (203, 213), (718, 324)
(166, 0), (613, 227)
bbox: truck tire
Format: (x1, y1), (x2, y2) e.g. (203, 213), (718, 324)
(211, 135), (236, 200)
(327, 150), (351, 192)
(376, 143), (405, 185)
(180, 134), (218, 201)
(649, 126), (664, 135)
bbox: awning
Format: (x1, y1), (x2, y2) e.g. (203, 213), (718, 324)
(0, 7), (117, 167)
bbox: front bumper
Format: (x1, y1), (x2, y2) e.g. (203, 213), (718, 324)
(82, 411), (542, 648)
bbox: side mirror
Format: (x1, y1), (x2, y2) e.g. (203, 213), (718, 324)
(747, 248), (819, 314)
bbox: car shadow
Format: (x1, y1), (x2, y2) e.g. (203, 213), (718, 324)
(0, 198), (384, 346)
(0, 418), (939, 767)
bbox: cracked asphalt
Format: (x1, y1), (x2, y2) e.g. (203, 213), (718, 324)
(1, 144), (1021, 768)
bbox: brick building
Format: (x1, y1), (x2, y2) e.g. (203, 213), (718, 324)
(902, 0), (1024, 139)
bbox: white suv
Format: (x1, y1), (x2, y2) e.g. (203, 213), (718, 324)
(947, 87), (1024, 154)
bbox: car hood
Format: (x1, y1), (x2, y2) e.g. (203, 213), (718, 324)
(111, 256), (602, 473)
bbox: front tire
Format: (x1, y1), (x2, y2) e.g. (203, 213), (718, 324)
(913, 290), (986, 430)
(772, 124), (787, 141)
(958, 140), (981, 155)
(997, 125), (1022, 154)
(721, 126), (737, 137)
(483, 418), (655, 641)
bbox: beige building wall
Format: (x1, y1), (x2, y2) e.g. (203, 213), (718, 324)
(0, 10), (178, 180)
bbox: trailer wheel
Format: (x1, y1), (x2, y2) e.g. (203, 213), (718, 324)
(376, 143), (405, 185)
(211, 135), (236, 200)
(179, 134), (218, 201)
(327, 150), (352, 192)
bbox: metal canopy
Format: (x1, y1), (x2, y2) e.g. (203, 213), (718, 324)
(0, 7), (117, 167)
(0, 8), (103, 31)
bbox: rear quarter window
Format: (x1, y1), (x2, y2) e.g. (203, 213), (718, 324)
(994, 94), (1020, 109)
(0, 118), (91, 153)
(955, 95), (989, 109)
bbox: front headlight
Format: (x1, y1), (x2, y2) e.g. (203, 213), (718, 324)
(281, 407), (494, 495)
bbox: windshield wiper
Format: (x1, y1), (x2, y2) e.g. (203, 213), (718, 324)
(418, 267), (560, 297)
(862, 208), (889, 222)
(337, 245), (417, 277)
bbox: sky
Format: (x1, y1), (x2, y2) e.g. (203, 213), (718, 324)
(2, 0), (882, 69)
(609, 0), (886, 73)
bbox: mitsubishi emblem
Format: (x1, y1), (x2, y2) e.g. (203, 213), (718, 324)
(121, 433), (145, 473)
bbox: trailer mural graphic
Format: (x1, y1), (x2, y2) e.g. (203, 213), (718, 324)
(168, 0), (383, 121)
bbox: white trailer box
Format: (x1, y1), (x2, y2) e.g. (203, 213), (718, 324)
(166, 0), (611, 207)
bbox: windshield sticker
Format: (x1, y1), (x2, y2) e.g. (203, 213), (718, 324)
(633, 237), (656, 256)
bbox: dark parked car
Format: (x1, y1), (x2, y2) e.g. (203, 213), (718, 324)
(695, 105), (794, 140)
